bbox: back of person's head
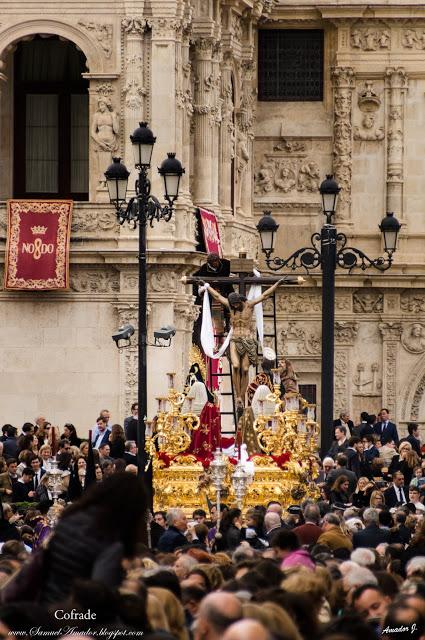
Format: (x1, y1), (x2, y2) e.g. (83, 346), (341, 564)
(6, 427), (16, 438)
(254, 587), (318, 640)
(321, 612), (379, 640)
(336, 454), (348, 467)
(253, 559), (283, 588)
(348, 436), (361, 447)
(264, 511), (281, 531)
(363, 508), (379, 526)
(303, 504), (320, 524)
(198, 591), (243, 636)
(407, 422), (419, 436)
(379, 510), (393, 528)
(241, 602), (302, 640)
(373, 571), (400, 599)
(360, 412), (369, 421)
(350, 548), (376, 567)
(186, 547), (212, 564)
(323, 512), (341, 527)
(60, 472), (147, 553)
(270, 528), (299, 551)
(144, 570), (182, 600)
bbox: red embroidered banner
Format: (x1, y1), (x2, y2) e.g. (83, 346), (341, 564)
(198, 208), (222, 257)
(4, 200), (73, 291)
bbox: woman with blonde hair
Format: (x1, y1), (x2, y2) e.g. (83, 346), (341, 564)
(352, 476), (374, 508)
(242, 602), (302, 640)
(370, 489), (385, 508)
(39, 444), (53, 470)
(148, 586), (189, 640)
(79, 441), (89, 458)
(389, 441), (420, 485)
(282, 566), (331, 623)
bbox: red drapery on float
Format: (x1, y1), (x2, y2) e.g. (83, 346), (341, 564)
(4, 199), (73, 291)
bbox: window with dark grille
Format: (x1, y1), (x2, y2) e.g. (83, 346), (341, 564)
(299, 384), (317, 405)
(258, 30), (324, 101)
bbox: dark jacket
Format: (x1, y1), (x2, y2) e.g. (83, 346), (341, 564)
(374, 421), (399, 445)
(330, 489), (351, 506)
(41, 507), (124, 604)
(333, 419), (354, 434)
(384, 485), (408, 509)
(352, 523), (390, 549)
(364, 445), (380, 464)
(352, 489), (372, 509)
(388, 456), (415, 486)
(389, 524), (411, 545)
(157, 526), (188, 553)
(109, 438), (125, 459)
(327, 440), (349, 459)
(225, 524), (243, 551)
(3, 437), (18, 459)
(293, 523), (323, 546)
(346, 449), (371, 478)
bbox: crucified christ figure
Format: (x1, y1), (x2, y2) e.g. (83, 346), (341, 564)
(203, 279), (287, 406)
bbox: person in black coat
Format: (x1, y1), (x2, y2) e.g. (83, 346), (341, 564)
(108, 424), (126, 459)
(157, 508), (189, 552)
(351, 477), (374, 509)
(401, 518), (425, 571)
(62, 424), (82, 448)
(352, 508), (391, 548)
(3, 427), (18, 459)
(329, 475), (352, 507)
(389, 510), (411, 545)
(214, 507), (244, 551)
(333, 412), (354, 436)
(39, 473), (147, 604)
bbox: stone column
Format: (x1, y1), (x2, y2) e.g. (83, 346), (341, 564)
(331, 67), (355, 222)
(192, 38), (215, 207)
(385, 68), (408, 216)
(0, 60), (9, 199)
(219, 53), (235, 217)
(334, 321), (359, 417)
(379, 322), (403, 418)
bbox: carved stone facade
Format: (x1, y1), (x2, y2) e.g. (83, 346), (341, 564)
(0, 2), (425, 433)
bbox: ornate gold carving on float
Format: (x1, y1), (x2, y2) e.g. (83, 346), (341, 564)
(149, 370), (320, 514)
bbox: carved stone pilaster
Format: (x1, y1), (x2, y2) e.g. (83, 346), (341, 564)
(219, 53), (235, 215)
(331, 67), (355, 221)
(121, 18), (147, 175)
(192, 38), (216, 207)
(113, 304), (138, 418)
(385, 68), (408, 216)
(334, 321), (358, 416)
(236, 58), (255, 216)
(379, 322), (403, 417)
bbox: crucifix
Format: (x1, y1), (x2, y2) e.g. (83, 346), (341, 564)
(183, 255), (304, 405)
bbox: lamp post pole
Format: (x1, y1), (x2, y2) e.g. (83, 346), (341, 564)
(320, 225), (337, 457)
(104, 123), (184, 509)
(256, 177), (401, 458)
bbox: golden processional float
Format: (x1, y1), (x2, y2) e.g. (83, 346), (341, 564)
(146, 364), (321, 515)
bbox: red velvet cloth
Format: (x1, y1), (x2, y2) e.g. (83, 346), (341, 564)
(188, 402), (222, 460)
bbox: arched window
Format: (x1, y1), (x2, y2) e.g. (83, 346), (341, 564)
(14, 36), (89, 200)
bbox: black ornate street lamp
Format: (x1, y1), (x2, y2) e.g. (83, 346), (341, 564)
(105, 122), (184, 505)
(257, 177), (401, 457)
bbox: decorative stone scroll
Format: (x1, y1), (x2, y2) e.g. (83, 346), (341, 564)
(401, 290), (425, 313)
(280, 321), (321, 356)
(334, 349), (349, 416)
(254, 157), (321, 195)
(331, 67), (355, 221)
(353, 289), (383, 313)
(351, 27), (390, 51)
(334, 321), (359, 345)
(402, 29), (425, 50)
(78, 21), (113, 58)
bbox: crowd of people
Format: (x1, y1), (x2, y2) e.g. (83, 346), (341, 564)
(0, 406), (423, 640)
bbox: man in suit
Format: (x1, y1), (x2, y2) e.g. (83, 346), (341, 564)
(384, 471), (408, 508)
(399, 422), (421, 457)
(124, 403), (138, 439)
(157, 508), (189, 552)
(374, 408), (399, 445)
(264, 512), (287, 544)
(293, 504), (322, 546)
(333, 411), (354, 437)
(352, 508), (391, 548)
(352, 412), (369, 438)
(327, 426), (349, 459)
(326, 453), (357, 495)
(92, 417), (111, 449)
(0, 459), (18, 502)
(346, 437), (371, 479)
(362, 434), (380, 465)
(30, 456), (46, 491)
